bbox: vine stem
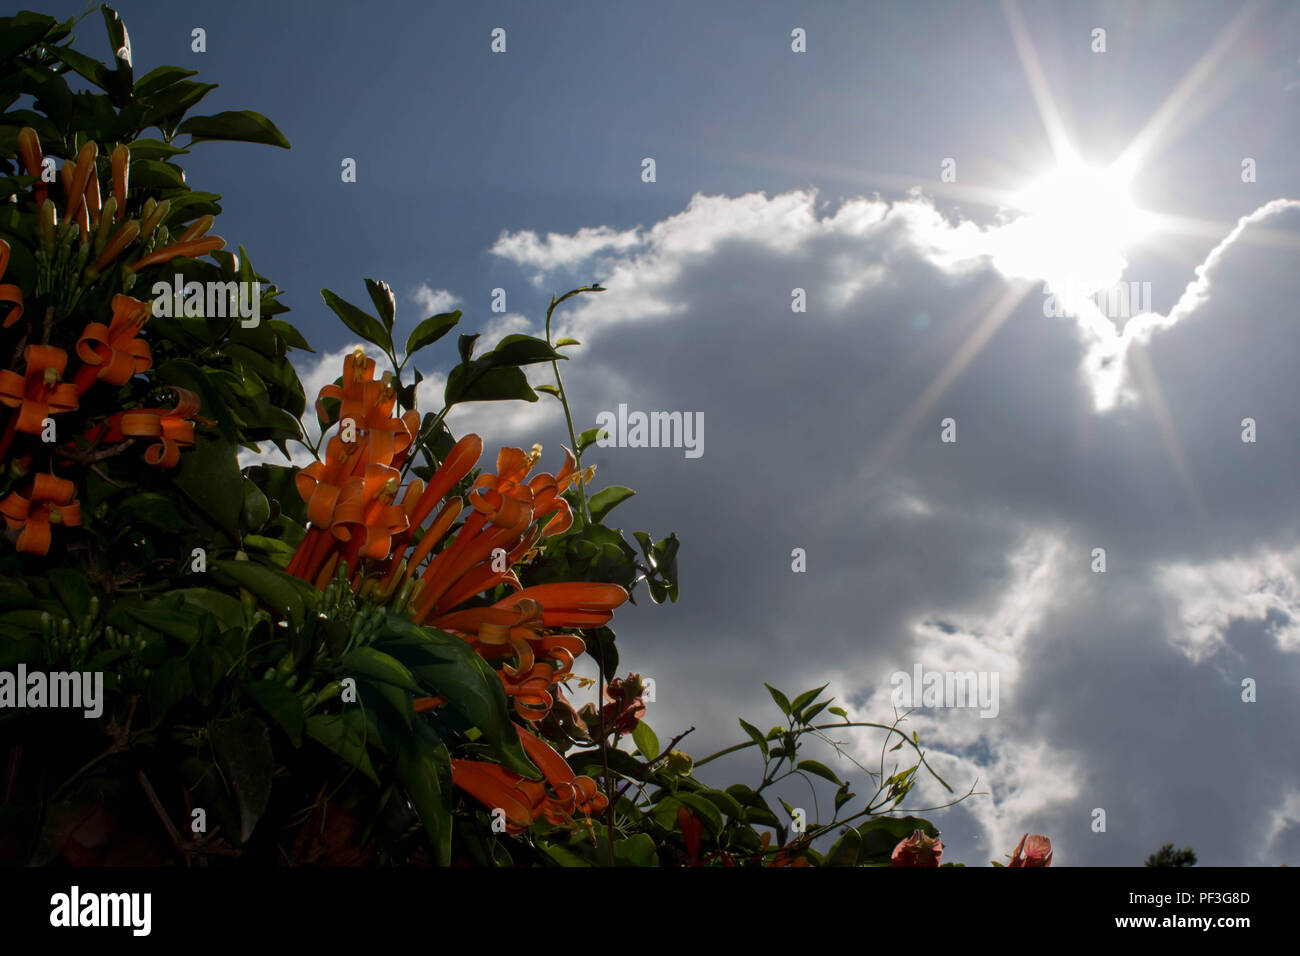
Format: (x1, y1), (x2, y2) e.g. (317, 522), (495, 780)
(542, 285), (612, 862)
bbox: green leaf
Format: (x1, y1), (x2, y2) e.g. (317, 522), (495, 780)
(321, 289), (391, 352)
(577, 427), (606, 454)
(100, 3), (132, 97)
(134, 65), (199, 96)
(738, 718), (768, 758)
(379, 616), (539, 779)
(444, 364), (537, 405)
(796, 759), (841, 785)
(554, 337), (580, 347)
(801, 700), (830, 724)
(396, 739), (453, 866)
(765, 683), (792, 716)
(481, 334), (563, 368)
(177, 110), (291, 149)
(241, 477), (271, 532)
(675, 792), (724, 837)
(828, 706), (848, 719)
(209, 714), (274, 843)
(211, 559), (312, 632)
(695, 788), (745, 820)
(825, 828), (862, 867)
(124, 606), (200, 646)
(791, 684), (828, 720)
(587, 485), (635, 523)
(305, 711), (379, 785)
(53, 47), (110, 90)
(613, 833), (658, 867)
(247, 680), (304, 747)
(119, 137), (190, 161)
(457, 333), (478, 364)
(540, 841), (592, 867)
(536, 385), (561, 398)
(364, 278), (396, 332)
(404, 310), (460, 357)
(47, 569), (92, 622)
(342, 647), (421, 693)
(127, 158), (186, 190)
(631, 720), (659, 760)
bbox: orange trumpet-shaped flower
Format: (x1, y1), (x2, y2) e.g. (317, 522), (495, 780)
(315, 353), (417, 466)
(63, 141), (97, 224)
(0, 473), (81, 556)
(0, 346), (79, 435)
(73, 294), (152, 394)
(17, 127), (46, 206)
(0, 238), (23, 329)
(450, 724), (607, 833)
(329, 463), (410, 560)
(294, 435), (365, 528)
(130, 236), (225, 271)
(92, 387), (200, 468)
(111, 144), (128, 222)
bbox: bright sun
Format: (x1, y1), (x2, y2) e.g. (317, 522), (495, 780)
(994, 156), (1155, 305)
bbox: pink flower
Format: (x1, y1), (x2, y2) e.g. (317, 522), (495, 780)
(1008, 833), (1053, 867)
(891, 829), (943, 867)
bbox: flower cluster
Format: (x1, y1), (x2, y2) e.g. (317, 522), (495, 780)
(289, 349), (629, 831)
(0, 128), (215, 557)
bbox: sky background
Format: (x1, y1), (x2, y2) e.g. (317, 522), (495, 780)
(31, 0), (1300, 865)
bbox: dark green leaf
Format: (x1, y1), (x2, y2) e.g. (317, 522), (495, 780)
(765, 683), (792, 716)
(178, 110), (290, 149)
(380, 616), (539, 779)
(247, 679), (304, 747)
(404, 310), (460, 356)
(796, 759), (841, 785)
(342, 647), (421, 693)
(321, 289), (390, 352)
(210, 714), (274, 842)
(365, 278), (395, 332)
(738, 718), (768, 758)
(444, 364), (537, 405)
(396, 739), (452, 865)
(305, 711), (379, 785)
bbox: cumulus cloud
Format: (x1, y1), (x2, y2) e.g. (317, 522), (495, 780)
(410, 284), (461, 317)
(479, 188), (1300, 865)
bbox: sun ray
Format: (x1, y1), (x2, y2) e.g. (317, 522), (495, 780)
(1114, 2), (1264, 179)
(864, 280), (1032, 477)
(1000, 0), (1076, 167)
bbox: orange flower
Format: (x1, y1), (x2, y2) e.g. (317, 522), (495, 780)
(294, 435), (365, 528)
(92, 387), (200, 468)
(0, 238), (24, 329)
(17, 127), (46, 206)
(73, 294), (152, 394)
(329, 463), (410, 561)
(450, 724), (606, 833)
(0, 346), (78, 437)
(110, 144), (128, 222)
(0, 474), (81, 556)
(315, 351), (417, 466)
(130, 235), (225, 271)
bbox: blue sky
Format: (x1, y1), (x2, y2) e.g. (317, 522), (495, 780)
(34, 0), (1300, 865)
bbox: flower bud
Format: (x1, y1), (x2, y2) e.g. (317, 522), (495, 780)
(111, 144), (129, 220)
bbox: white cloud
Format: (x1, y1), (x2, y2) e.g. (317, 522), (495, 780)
(410, 284), (461, 316)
